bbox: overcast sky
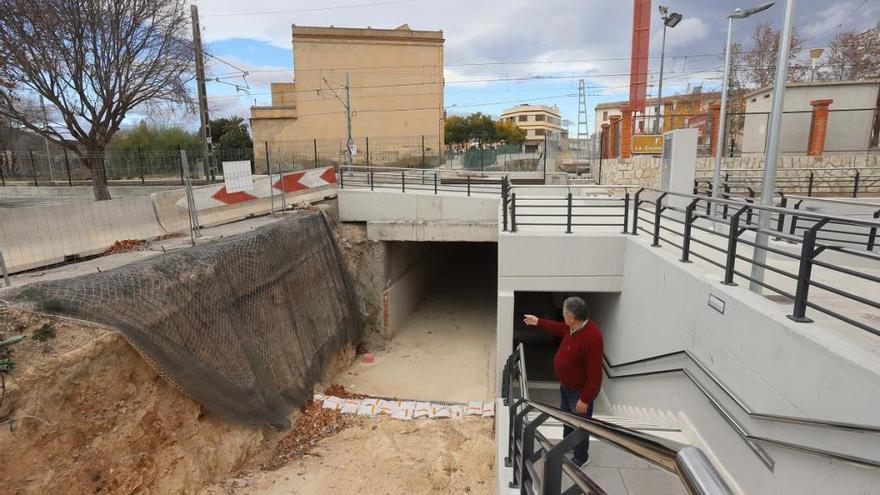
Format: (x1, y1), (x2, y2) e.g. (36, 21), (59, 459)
(149, 0), (880, 134)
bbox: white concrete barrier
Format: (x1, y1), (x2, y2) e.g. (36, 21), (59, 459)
(151, 168), (338, 233)
(0, 195), (166, 272)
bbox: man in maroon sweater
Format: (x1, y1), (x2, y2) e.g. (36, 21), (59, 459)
(523, 296), (603, 466)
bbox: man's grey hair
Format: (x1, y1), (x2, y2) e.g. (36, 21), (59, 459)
(563, 297), (589, 322)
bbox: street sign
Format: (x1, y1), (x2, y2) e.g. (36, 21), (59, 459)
(633, 134), (663, 154)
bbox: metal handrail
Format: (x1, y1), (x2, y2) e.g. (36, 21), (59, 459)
(504, 344), (732, 495)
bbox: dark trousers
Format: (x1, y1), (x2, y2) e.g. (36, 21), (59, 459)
(560, 385), (594, 465)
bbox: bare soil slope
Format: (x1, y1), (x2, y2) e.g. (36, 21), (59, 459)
(0, 308), (274, 495)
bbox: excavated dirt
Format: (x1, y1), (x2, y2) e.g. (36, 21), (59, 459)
(0, 307), (277, 495)
(201, 416), (496, 495)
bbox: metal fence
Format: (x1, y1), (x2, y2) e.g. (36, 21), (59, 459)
(501, 185), (880, 338)
(0, 135), (446, 187)
(695, 168), (880, 198)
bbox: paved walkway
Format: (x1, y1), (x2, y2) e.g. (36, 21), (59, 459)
(343, 273), (497, 402)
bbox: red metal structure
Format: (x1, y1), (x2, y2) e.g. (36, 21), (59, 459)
(629, 0), (652, 113)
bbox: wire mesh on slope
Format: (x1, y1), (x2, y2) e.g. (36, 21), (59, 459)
(1, 211), (363, 427)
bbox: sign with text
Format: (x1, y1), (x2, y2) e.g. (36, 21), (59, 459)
(633, 134), (663, 154)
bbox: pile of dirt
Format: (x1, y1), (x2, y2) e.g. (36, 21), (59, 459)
(104, 239), (148, 255)
(0, 307), (276, 495)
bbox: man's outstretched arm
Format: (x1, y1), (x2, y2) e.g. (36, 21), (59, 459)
(523, 314), (568, 338)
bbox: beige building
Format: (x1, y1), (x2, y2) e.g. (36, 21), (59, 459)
(500, 104), (563, 152)
(250, 24), (445, 165)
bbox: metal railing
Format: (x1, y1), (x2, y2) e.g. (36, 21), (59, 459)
(694, 168), (880, 199)
(632, 188), (880, 337)
(337, 166), (506, 197)
(500, 185), (634, 234)
(503, 344), (732, 495)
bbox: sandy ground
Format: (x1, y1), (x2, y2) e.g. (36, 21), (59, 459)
(342, 269), (497, 403)
(201, 416), (496, 495)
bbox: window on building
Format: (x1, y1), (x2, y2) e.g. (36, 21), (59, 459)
(518, 115), (527, 122)
(535, 115), (545, 122)
(535, 129), (545, 136)
(603, 111), (608, 121)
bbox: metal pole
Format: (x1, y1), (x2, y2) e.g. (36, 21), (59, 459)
(421, 135), (426, 168)
(345, 73), (353, 171)
(266, 141), (275, 215)
(276, 147), (287, 213)
(712, 16), (735, 215)
(0, 248), (10, 287)
(314, 138), (319, 168)
(179, 150), (201, 243)
(366, 136), (370, 167)
(750, 0), (795, 293)
(63, 148), (72, 187)
(191, 5), (214, 181)
(137, 146), (146, 185)
(654, 24), (668, 134)
(29, 150), (38, 186)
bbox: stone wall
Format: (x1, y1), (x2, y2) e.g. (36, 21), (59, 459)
(598, 154), (880, 195)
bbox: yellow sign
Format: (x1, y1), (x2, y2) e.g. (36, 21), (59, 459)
(633, 134), (663, 154)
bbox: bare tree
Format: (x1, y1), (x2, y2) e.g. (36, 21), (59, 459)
(736, 22), (805, 89)
(824, 21), (880, 81)
(0, 0), (194, 200)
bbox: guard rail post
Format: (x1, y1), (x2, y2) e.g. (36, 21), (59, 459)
(566, 192), (573, 234)
(510, 193), (517, 233)
(868, 210), (879, 252)
(789, 200), (803, 238)
(807, 172), (814, 197)
(433, 172), (438, 194)
(622, 192), (630, 234)
(723, 174), (730, 219)
(704, 181), (712, 215)
(789, 219), (828, 323)
(745, 188), (755, 224)
(339, 166), (344, 189)
(369, 169), (374, 191)
(722, 206), (748, 285)
(521, 411), (549, 490)
(401, 171), (405, 193)
(509, 402), (532, 488)
(502, 179), (509, 232)
(543, 429), (588, 495)
(467, 175), (471, 197)
(632, 188), (644, 235)
(776, 194), (788, 233)
(651, 192), (667, 247)
(681, 198), (699, 263)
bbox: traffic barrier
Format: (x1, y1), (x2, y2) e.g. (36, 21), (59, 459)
(151, 168), (338, 232)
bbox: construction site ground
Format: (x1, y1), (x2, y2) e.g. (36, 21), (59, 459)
(0, 207), (497, 494)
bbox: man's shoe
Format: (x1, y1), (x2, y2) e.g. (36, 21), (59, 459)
(573, 453), (590, 467)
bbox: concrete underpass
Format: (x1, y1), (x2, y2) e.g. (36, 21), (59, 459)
(346, 241), (498, 402)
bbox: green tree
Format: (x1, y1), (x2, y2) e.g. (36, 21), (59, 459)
(494, 119), (526, 144)
(464, 112), (496, 143)
(444, 115), (470, 145)
(210, 116), (253, 151)
(108, 122), (200, 154)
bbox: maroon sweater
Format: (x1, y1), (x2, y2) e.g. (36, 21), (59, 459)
(537, 318), (604, 403)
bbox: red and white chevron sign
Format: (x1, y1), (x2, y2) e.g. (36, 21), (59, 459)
(176, 167), (337, 210)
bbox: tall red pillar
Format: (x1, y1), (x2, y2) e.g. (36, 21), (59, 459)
(710, 103), (721, 156)
(609, 115), (622, 158)
(621, 105), (633, 158)
(807, 99), (833, 156)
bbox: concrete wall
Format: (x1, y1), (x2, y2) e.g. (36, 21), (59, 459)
(382, 242), (446, 338)
(495, 229), (880, 493)
(339, 190), (500, 242)
(598, 155), (880, 194)
(742, 81), (879, 155)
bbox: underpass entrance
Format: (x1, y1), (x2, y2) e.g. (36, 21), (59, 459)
(345, 241), (498, 402)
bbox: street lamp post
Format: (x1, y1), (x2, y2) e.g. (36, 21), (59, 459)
(654, 6), (682, 135)
(711, 2), (775, 214)
(750, 0), (796, 293)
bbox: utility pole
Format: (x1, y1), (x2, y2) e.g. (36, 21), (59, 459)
(191, 5), (214, 180)
(39, 96), (52, 181)
(576, 79), (589, 176)
(322, 73), (354, 170)
(345, 73), (353, 169)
